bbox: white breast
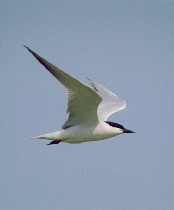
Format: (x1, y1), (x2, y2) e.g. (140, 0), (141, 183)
(61, 122), (122, 144)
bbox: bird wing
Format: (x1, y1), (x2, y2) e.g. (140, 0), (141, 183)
(25, 46), (102, 128)
(87, 78), (126, 121)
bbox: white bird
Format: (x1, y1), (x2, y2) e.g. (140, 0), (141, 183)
(25, 46), (135, 145)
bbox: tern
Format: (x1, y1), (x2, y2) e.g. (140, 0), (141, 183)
(25, 46), (135, 145)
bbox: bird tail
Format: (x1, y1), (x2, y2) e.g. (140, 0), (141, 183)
(28, 134), (48, 140)
(27, 131), (62, 141)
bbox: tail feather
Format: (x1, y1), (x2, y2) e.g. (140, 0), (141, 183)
(27, 131), (62, 140)
(28, 135), (48, 140)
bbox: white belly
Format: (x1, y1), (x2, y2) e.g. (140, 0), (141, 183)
(60, 122), (119, 144)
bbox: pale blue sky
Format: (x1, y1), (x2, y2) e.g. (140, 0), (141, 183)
(1, 1), (174, 210)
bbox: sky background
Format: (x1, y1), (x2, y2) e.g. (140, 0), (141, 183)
(1, 1), (174, 210)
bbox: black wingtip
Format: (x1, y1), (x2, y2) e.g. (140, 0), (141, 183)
(23, 45), (29, 50)
(24, 45), (33, 54)
(24, 45), (42, 63)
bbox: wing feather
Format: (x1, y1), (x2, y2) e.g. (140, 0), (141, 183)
(25, 46), (102, 128)
(87, 78), (126, 121)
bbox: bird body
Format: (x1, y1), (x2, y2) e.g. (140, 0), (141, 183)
(31, 121), (122, 144)
(25, 46), (134, 145)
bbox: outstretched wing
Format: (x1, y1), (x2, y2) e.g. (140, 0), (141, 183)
(25, 46), (102, 128)
(87, 78), (126, 121)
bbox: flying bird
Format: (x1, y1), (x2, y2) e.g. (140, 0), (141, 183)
(25, 46), (134, 145)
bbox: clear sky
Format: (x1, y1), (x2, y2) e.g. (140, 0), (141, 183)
(1, 1), (174, 210)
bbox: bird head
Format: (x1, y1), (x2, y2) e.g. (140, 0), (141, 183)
(105, 121), (135, 134)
